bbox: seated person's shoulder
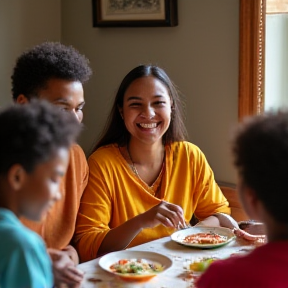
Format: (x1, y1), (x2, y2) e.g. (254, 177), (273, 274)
(0, 218), (52, 287)
(69, 143), (88, 168)
(70, 143), (86, 158)
(88, 144), (118, 163)
(170, 141), (203, 156)
(0, 224), (47, 275)
(0, 221), (44, 252)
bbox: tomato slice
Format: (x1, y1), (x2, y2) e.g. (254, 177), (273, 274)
(119, 259), (128, 265)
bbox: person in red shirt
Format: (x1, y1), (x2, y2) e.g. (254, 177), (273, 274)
(196, 111), (288, 288)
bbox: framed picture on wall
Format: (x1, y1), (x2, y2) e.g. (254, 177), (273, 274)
(92, 0), (178, 27)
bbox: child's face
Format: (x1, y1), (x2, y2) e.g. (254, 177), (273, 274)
(18, 147), (69, 221)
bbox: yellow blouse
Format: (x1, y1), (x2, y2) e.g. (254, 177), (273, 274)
(74, 141), (230, 262)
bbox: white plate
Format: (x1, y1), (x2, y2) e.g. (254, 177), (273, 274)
(171, 226), (236, 248)
(98, 250), (173, 282)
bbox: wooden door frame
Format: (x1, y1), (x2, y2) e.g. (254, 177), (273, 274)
(239, 0), (266, 120)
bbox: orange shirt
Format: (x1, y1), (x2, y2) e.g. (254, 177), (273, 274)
(21, 144), (88, 250)
(74, 142), (230, 262)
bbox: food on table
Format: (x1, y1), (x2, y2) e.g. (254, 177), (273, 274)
(110, 258), (164, 275)
(189, 257), (220, 272)
(182, 232), (228, 244)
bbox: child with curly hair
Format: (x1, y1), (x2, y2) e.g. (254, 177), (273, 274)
(0, 100), (81, 287)
(196, 111), (288, 288)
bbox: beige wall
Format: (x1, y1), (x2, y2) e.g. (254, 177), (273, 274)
(61, 0), (239, 184)
(0, 0), (61, 107)
(0, 0), (239, 184)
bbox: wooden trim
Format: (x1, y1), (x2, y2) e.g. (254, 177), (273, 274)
(217, 181), (236, 189)
(238, 0), (266, 121)
(217, 182), (249, 221)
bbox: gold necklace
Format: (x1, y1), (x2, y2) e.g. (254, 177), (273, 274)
(126, 146), (165, 191)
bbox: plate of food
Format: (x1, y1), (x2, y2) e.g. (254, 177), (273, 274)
(171, 226), (236, 248)
(98, 250), (173, 282)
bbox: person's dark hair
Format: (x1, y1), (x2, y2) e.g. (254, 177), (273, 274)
(232, 111), (288, 223)
(0, 99), (81, 174)
(11, 42), (92, 101)
(93, 65), (187, 152)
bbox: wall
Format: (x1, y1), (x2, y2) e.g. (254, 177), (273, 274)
(0, 0), (239, 184)
(265, 14), (288, 111)
(61, 0), (239, 184)
(0, 0), (61, 107)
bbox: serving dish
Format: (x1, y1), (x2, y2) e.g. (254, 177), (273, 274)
(98, 250), (173, 282)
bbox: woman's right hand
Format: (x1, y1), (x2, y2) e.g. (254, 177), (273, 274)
(139, 200), (186, 229)
(97, 200), (187, 256)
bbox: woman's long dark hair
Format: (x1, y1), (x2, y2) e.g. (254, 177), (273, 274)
(92, 65), (187, 153)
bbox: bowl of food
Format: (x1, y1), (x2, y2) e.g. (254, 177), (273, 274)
(98, 250), (173, 282)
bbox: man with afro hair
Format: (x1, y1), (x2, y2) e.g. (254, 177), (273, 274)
(11, 42), (92, 287)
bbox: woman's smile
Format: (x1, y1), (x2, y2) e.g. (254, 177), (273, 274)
(121, 76), (172, 145)
(137, 122), (159, 129)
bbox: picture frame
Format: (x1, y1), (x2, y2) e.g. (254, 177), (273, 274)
(92, 0), (178, 27)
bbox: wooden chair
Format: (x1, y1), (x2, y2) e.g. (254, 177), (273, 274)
(218, 182), (249, 222)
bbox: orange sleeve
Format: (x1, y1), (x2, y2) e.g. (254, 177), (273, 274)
(21, 144), (88, 250)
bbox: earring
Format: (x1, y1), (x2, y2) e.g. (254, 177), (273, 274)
(171, 108), (174, 119)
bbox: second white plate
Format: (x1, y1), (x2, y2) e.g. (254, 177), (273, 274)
(171, 226), (236, 249)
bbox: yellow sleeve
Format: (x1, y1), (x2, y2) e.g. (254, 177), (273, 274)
(165, 142), (230, 222)
(73, 155), (111, 263)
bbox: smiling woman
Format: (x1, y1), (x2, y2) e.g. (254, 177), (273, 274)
(73, 64), (233, 263)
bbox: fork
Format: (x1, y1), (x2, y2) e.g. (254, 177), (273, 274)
(177, 222), (192, 230)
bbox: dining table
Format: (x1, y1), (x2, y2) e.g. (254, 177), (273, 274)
(77, 228), (259, 288)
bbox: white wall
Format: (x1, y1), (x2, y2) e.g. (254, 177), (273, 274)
(0, 0), (61, 107)
(265, 14), (288, 111)
(61, 0), (239, 184)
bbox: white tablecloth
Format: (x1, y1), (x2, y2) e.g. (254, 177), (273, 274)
(77, 235), (256, 288)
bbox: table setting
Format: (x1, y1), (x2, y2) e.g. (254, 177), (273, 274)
(78, 223), (265, 288)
